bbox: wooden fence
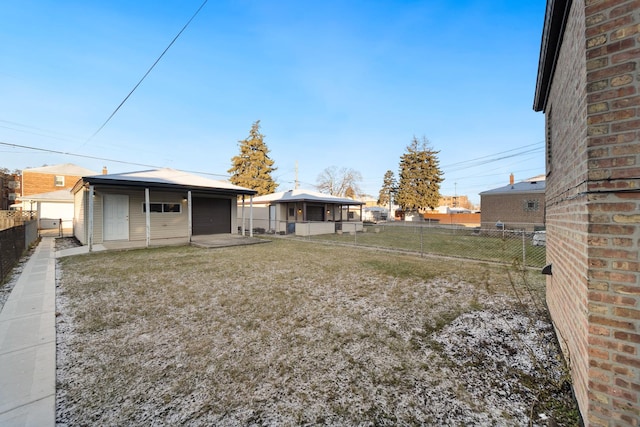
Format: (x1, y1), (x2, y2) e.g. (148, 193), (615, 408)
(0, 210), (37, 231)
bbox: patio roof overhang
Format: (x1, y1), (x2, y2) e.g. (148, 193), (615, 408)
(72, 168), (257, 197)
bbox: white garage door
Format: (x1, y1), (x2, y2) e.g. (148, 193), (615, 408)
(40, 202), (74, 221)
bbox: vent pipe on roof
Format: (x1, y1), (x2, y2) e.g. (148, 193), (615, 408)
(102, 166), (108, 175)
(509, 173), (514, 185)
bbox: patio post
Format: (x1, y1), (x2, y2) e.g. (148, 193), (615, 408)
(88, 185), (94, 252)
(145, 188), (151, 247)
(249, 195), (254, 237)
(241, 195), (246, 236)
(187, 191), (192, 242)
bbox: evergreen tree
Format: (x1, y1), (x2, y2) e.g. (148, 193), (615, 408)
(395, 136), (443, 212)
(228, 120), (277, 195)
(377, 170), (396, 206)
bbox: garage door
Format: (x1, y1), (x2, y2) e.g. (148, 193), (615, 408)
(192, 197), (231, 235)
(40, 202), (74, 222)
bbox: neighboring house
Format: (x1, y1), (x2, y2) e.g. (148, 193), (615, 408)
(21, 163), (98, 197)
(246, 189), (364, 236)
(363, 206), (388, 223)
(72, 168), (256, 250)
(479, 174), (545, 231)
(0, 170), (21, 210)
(534, 0), (639, 425)
(439, 194), (474, 211)
(17, 164), (98, 230)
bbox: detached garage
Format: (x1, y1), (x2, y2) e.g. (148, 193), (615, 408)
(17, 189), (74, 230)
(72, 168), (256, 250)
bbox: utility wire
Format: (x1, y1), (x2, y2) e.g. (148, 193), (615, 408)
(84, 0), (208, 145)
(444, 147), (543, 173)
(0, 141), (228, 178)
(441, 141), (543, 168)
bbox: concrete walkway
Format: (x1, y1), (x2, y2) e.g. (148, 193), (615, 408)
(0, 237), (55, 426)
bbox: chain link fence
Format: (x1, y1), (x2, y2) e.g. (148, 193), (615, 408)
(240, 219), (546, 268)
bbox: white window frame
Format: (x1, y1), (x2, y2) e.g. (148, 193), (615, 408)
(54, 175), (65, 187)
(142, 202), (182, 214)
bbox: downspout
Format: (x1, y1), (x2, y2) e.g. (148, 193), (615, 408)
(187, 191), (192, 242)
(145, 188), (151, 247)
(88, 185), (94, 253)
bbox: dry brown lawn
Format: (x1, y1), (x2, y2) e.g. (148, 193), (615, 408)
(55, 238), (579, 426)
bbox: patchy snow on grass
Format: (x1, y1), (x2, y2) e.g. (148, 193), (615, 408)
(55, 239), (579, 426)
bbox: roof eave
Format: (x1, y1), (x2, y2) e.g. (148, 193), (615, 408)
(533, 0), (573, 112)
(78, 177), (257, 196)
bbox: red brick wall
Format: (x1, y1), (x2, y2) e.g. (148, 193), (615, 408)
(422, 212), (481, 227)
(21, 172), (82, 196)
(545, 0), (592, 420)
(545, 0), (640, 424)
(584, 0), (640, 424)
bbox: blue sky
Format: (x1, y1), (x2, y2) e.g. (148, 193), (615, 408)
(1, 0), (546, 205)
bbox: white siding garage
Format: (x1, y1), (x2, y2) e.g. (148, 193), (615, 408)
(17, 189), (74, 230)
(72, 168), (256, 249)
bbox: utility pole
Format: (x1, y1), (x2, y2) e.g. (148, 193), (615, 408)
(453, 182), (458, 207)
(295, 161), (299, 189)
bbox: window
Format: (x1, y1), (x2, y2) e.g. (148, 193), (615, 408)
(524, 199), (539, 212)
(54, 176), (65, 187)
(143, 202), (182, 213)
(289, 207), (295, 217)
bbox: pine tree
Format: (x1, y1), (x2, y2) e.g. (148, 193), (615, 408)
(395, 136), (443, 212)
(228, 120), (278, 195)
(377, 170), (396, 206)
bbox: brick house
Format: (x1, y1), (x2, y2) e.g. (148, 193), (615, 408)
(533, 0), (639, 425)
(19, 163), (98, 229)
(0, 170), (21, 210)
(21, 163), (98, 198)
(479, 174), (546, 231)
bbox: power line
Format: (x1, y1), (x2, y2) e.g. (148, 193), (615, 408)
(441, 141), (543, 169)
(0, 140), (229, 179)
(84, 0), (208, 144)
(444, 147), (544, 173)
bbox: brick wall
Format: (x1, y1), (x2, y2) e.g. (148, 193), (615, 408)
(544, 0), (592, 420)
(422, 212), (481, 227)
(584, 0), (640, 424)
(544, 0), (640, 425)
(480, 193), (545, 230)
(21, 172), (83, 196)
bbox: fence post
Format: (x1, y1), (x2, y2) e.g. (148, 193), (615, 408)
(420, 224), (424, 257)
(522, 229), (526, 267)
